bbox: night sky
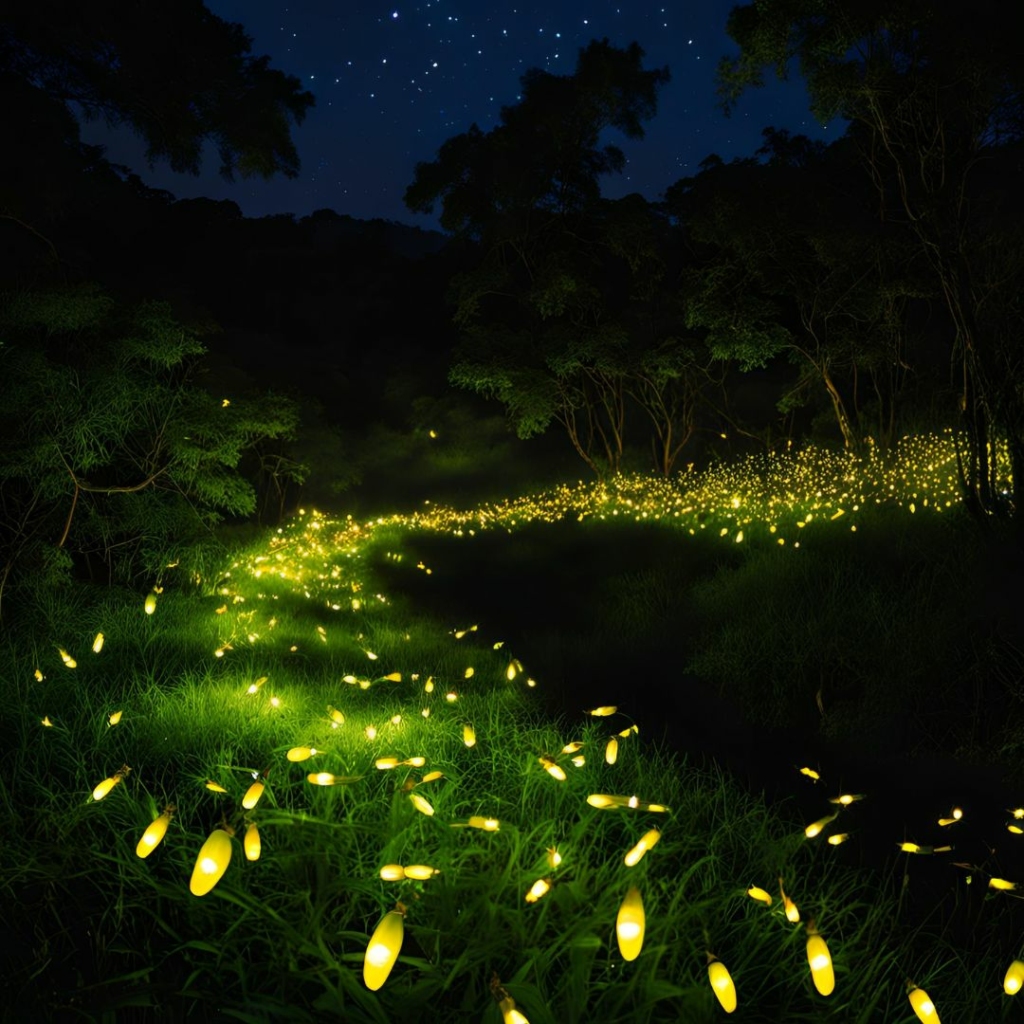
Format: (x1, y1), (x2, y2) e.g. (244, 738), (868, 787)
(85, 1), (843, 228)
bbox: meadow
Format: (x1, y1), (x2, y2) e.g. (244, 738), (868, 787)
(3, 431), (1024, 1023)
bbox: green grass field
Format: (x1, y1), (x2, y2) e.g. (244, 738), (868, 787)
(3, 433), (1024, 1023)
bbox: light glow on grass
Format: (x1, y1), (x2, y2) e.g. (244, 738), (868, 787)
(10, 433), (1021, 1020)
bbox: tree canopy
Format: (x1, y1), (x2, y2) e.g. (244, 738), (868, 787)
(717, 0), (1024, 513)
(0, 0), (314, 182)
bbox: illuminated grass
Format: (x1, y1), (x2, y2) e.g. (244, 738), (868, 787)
(0, 433), (1019, 1021)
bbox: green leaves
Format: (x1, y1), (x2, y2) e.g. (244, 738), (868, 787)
(0, 285), (299, 592)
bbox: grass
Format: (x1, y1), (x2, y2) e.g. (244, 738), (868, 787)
(2, 432), (1024, 1022)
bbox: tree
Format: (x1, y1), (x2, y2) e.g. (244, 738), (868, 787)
(668, 133), (925, 451)
(407, 41), (699, 476)
(1, 1), (315, 185)
(0, 284), (300, 608)
(718, 0), (1024, 512)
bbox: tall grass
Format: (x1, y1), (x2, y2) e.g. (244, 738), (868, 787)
(3, 434), (1024, 1021)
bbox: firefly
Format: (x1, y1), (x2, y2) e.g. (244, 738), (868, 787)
(547, 847), (562, 868)
(1004, 960), (1024, 995)
(92, 765), (131, 801)
(605, 737), (619, 765)
(242, 781), (265, 810)
(92, 633), (104, 653)
(107, 710), (123, 727)
(827, 833), (850, 846)
(707, 954), (737, 1014)
(907, 983), (940, 1022)
(798, 767), (820, 781)
(806, 927), (835, 996)
(828, 793), (864, 806)
(989, 877), (1017, 891)
(804, 813), (838, 839)
(465, 816), (499, 831)
(747, 886), (772, 905)
(409, 793), (434, 816)
(525, 878), (551, 903)
(205, 780), (228, 793)
(587, 706), (617, 717)
(58, 648), (76, 669)
(190, 828), (233, 896)
(363, 906), (406, 991)
(383, 672), (402, 682)
(779, 878), (800, 922)
(463, 724), (476, 747)
(287, 746), (319, 761)
(246, 676), (268, 695)
(403, 864), (438, 880)
(244, 822), (261, 861)
(616, 886), (645, 961)
(144, 592), (157, 615)
(539, 756), (566, 781)
(41, 716), (53, 727)
(624, 829), (661, 867)
(379, 864), (406, 881)
(136, 809), (173, 858)
(34, 668), (44, 682)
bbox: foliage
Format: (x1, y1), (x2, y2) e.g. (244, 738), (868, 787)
(0, 0), (314, 182)
(716, 0), (1024, 511)
(0, 284), (300, 601)
(3, 450), (1024, 1020)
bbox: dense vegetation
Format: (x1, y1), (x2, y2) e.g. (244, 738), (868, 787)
(2, 1), (1024, 1020)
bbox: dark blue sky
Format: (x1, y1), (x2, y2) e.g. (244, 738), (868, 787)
(84, 1), (842, 227)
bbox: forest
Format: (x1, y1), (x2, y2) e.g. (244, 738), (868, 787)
(2, 2), (1024, 1022)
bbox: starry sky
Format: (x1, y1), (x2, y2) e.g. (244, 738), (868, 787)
(86, 1), (843, 228)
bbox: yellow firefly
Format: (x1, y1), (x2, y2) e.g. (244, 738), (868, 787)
(363, 906), (406, 991)
(524, 878), (551, 903)
(244, 822), (261, 861)
(241, 780), (265, 810)
(586, 705), (617, 717)
(136, 808), (173, 858)
(403, 864), (438, 880)
(92, 764), (131, 801)
(907, 983), (940, 1022)
(144, 592), (157, 615)
(539, 756), (566, 781)
(1004, 960), (1024, 995)
(107, 710), (122, 727)
(462, 815), (499, 831)
(798, 766), (820, 781)
(205, 780), (228, 793)
(779, 877), (800, 923)
(189, 828), (233, 896)
(409, 793), (434, 816)
(707, 954), (737, 1014)
(804, 813), (838, 839)
(624, 829), (661, 867)
(605, 737), (619, 765)
(746, 886), (772, 905)
(806, 927), (835, 996)
(989, 877), (1017, 891)
(58, 648), (76, 669)
(463, 724), (476, 747)
(287, 746), (319, 761)
(92, 633), (104, 653)
(616, 886), (645, 961)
